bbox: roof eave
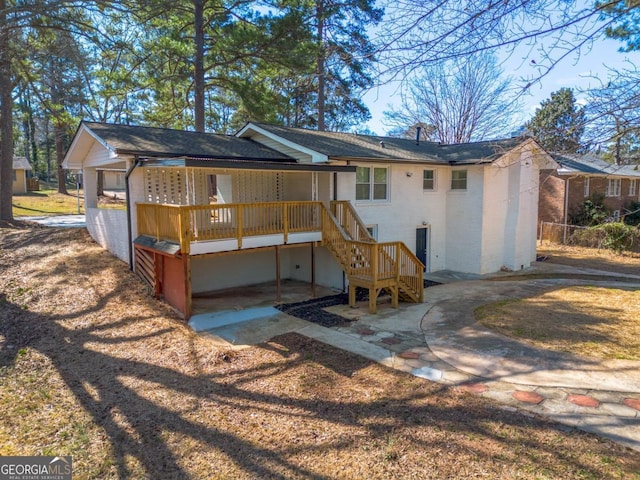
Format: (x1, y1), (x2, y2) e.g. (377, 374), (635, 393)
(116, 148), (291, 162)
(330, 155), (452, 165)
(237, 123), (330, 163)
(141, 157), (355, 172)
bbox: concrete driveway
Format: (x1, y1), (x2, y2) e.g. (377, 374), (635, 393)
(18, 215), (86, 228)
(194, 262), (640, 452)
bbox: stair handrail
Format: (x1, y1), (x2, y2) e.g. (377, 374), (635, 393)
(398, 242), (425, 302)
(330, 200), (375, 242)
(321, 202), (424, 304)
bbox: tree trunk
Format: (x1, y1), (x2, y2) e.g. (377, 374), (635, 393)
(97, 170), (104, 196)
(45, 119), (52, 182)
(0, 0), (14, 221)
(55, 124), (68, 195)
(193, 0), (205, 132)
(316, 0), (325, 131)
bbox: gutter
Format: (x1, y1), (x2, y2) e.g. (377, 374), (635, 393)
(125, 157), (143, 270)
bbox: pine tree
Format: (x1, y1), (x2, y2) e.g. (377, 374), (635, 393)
(525, 88), (586, 153)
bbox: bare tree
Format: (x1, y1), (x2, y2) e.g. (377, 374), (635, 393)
(583, 65), (640, 164)
(377, 1), (636, 91)
(384, 54), (521, 143)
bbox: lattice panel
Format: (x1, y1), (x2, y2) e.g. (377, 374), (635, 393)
(186, 168), (209, 205)
(234, 171), (284, 203)
(144, 168), (187, 204)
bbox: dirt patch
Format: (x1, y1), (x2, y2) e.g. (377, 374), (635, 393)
(1, 226), (639, 479)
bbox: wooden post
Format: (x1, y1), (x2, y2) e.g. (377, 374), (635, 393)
(275, 245), (281, 303)
(155, 205), (161, 241)
(395, 242), (400, 283)
(371, 243), (378, 284)
(348, 283), (356, 308)
(311, 242), (316, 298)
(369, 287), (377, 314)
(179, 207), (190, 255)
(237, 205), (243, 249)
(283, 202), (289, 243)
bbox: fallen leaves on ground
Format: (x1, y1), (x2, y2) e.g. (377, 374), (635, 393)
(0, 225), (638, 479)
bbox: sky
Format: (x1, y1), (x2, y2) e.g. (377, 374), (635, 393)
(362, 36), (640, 137)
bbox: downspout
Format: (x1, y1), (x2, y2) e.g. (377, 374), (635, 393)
(125, 157), (143, 270)
(333, 172), (337, 201)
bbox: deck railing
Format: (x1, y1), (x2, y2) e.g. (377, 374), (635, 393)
(137, 200), (423, 305)
(138, 201), (323, 252)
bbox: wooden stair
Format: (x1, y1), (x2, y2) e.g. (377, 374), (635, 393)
(322, 201), (424, 313)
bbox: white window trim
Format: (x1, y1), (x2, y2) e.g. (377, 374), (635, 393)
(612, 210), (621, 221)
(606, 178), (621, 197)
(629, 179), (637, 197)
(583, 177), (590, 197)
(450, 169), (468, 191)
(355, 165), (390, 203)
(423, 169), (436, 192)
(365, 224), (378, 240)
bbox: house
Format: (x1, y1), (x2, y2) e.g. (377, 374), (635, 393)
(539, 153), (640, 225)
(12, 156), (32, 194)
(238, 123), (556, 274)
(63, 121), (555, 320)
(102, 170), (126, 190)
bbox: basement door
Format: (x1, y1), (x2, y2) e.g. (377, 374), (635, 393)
(415, 227), (429, 272)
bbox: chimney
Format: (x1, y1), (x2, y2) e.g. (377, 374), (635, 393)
(416, 126), (422, 145)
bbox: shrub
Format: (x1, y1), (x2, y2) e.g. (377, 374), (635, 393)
(568, 193), (608, 226)
(623, 201), (640, 226)
(570, 222), (640, 253)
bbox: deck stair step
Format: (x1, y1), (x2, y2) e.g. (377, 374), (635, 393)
(322, 201), (424, 313)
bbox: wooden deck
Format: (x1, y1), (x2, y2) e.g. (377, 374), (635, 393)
(136, 200), (424, 313)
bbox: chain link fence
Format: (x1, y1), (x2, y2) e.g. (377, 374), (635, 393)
(539, 221), (640, 253)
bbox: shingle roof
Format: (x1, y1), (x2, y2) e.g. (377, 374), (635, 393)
(553, 153), (640, 177)
(249, 123), (526, 164)
(82, 122), (293, 161)
(12, 157), (32, 170)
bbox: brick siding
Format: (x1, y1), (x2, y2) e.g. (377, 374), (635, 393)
(539, 171), (640, 225)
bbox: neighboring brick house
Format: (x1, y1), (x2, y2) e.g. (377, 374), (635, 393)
(539, 153), (640, 225)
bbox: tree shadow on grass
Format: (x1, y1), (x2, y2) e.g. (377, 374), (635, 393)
(2, 293), (638, 478)
(1, 229), (639, 479)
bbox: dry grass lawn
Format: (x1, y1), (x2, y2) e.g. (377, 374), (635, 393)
(12, 188), (85, 216)
(477, 286), (640, 360)
(1, 225), (639, 479)
(538, 244), (640, 276)
(475, 244), (640, 360)
(12, 184), (126, 217)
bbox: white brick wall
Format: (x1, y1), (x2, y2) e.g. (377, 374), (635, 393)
(86, 208), (129, 263)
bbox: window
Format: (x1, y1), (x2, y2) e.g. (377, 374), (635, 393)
(356, 166), (389, 201)
(629, 179), (637, 197)
(451, 170), (468, 190)
(365, 224), (378, 240)
(606, 178), (621, 197)
(612, 210), (621, 221)
(583, 177), (590, 197)
(423, 170), (435, 190)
